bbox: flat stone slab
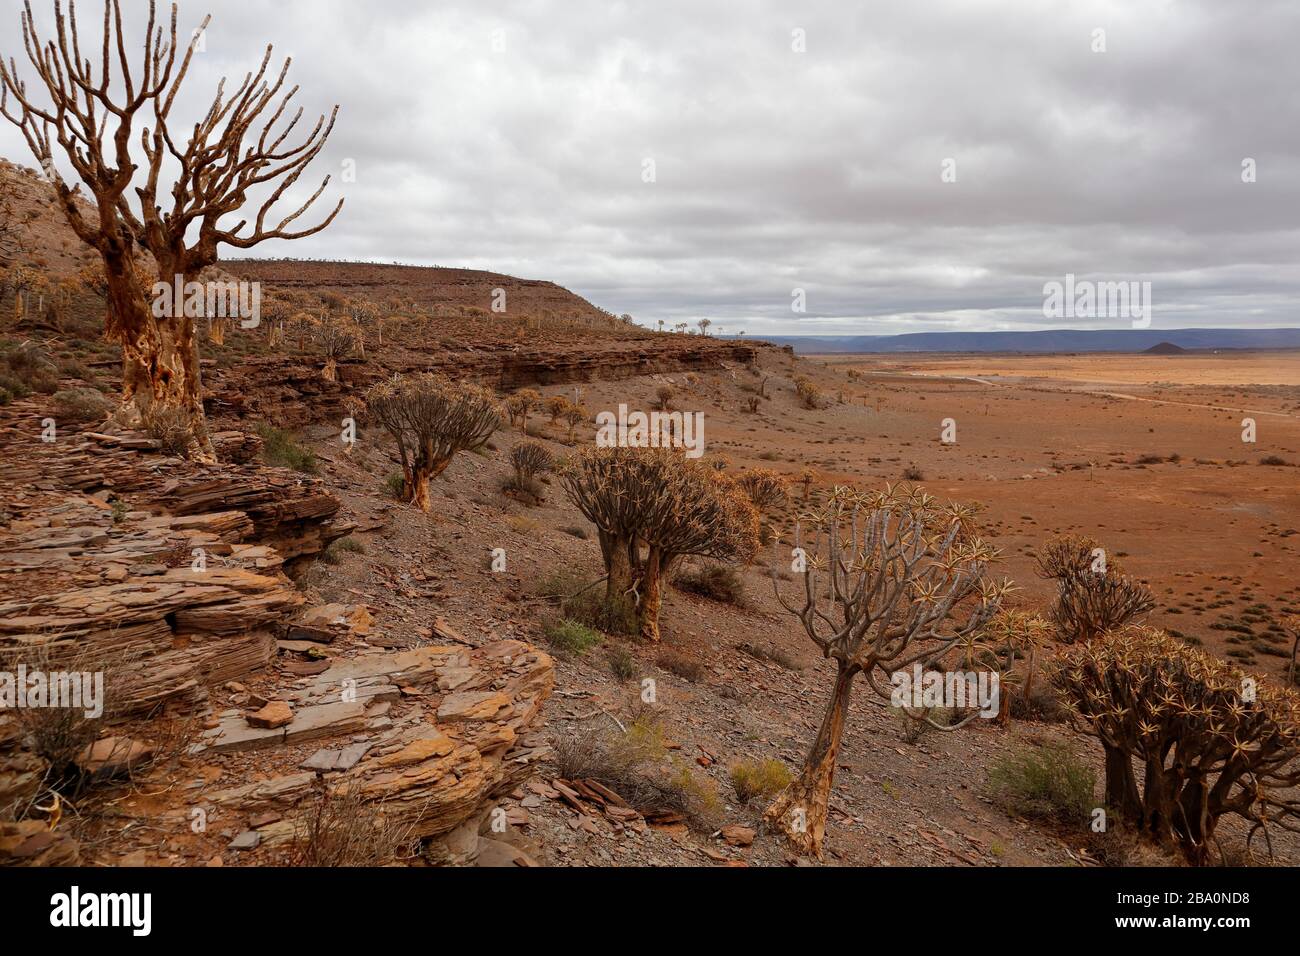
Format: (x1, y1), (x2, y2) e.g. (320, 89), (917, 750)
(301, 742), (372, 772)
(201, 701), (367, 753)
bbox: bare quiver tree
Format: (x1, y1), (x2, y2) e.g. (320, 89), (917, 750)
(1052, 626), (1300, 865)
(765, 486), (1012, 856)
(0, 1), (343, 460)
(560, 446), (759, 641)
(365, 373), (502, 512)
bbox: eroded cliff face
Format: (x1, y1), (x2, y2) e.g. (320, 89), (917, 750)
(209, 339), (764, 427)
(0, 429), (554, 867)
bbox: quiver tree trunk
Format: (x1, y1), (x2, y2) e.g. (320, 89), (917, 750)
(638, 548), (665, 642)
(1102, 743), (1141, 822)
(401, 451), (453, 513)
(765, 662), (858, 857)
(600, 532), (633, 605)
(108, 263), (214, 463)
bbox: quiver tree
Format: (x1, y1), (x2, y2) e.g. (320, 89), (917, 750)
(507, 439), (553, 500)
(365, 373), (501, 512)
(967, 608), (1054, 723)
(544, 394), (571, 425)
(0, 178), (21, 271)
(1049, 568), (1154, 643)
(1036, 535), (1153, 642)
(561, 401), (587, 443)
(510, 440), (553, 480)
(735, 468), (788, 513)
(799, 468), (815, 502)
(315, 315), (359, 381)
(0, 0), (343, 461)
(560, 446), (759, 642)
(1051, 627), (1300, 864)
(765, 485), (1012, 856)
(505, 388), (541, 432)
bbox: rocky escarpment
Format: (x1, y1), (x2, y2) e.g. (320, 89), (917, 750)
(211, 339), (764, 426)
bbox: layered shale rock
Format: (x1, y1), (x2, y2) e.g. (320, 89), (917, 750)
(194, 639), (554, 863)
(0, 431), (556, 866)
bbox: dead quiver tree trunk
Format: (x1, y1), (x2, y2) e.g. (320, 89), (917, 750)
(560, 446), (760, 642)
(364, 373), (502, 512)
(1051, 626), (1300, 865)
(0, 1), (343, 460)
(765, 486), (1012, 856)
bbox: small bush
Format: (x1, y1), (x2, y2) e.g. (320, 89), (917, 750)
(52, 387), (111, 423)
(902, 465), (924, 481)
(142, 405), (193, 455)
(673, 563), (745, 606)
(384, 471), (406, 499)
(608, 646), (639, 682)
(736, 641), (797, 670)
(560, 525), (589, 540)
(292, 786), (418, 867)
(543, 618), (603, 656)
(507, 514), (542, 535)
(256, 423), (319, 474)
(988, 741), (1095, 822)
(658, 649), (705, 682)
(538, 570), (639, 636)
(0, 342), (58, 394)
(730, 758), (793, 805)
(794, 376), (822, 409)
(1260, 455), (1289, 467)
(551, 716), (711, 825)
(320, 536), (364, 564)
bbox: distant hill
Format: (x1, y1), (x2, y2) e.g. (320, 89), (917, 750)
(751, 328), (1300, 354)
(1, 157), (637, 341)
(1144, 341), (1189, 355)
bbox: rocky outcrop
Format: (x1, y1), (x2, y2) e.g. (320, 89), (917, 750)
(210, 339), (764, 427)
(0, 434), (351, 570)
(193, 639), (554, 863)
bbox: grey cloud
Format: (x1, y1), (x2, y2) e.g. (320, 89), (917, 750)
(1, 0), (1296, 334)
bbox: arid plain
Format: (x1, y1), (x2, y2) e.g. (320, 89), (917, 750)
(808, 350), (1300, 679)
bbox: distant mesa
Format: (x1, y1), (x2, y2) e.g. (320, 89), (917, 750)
(1144, 342), (1188, 355)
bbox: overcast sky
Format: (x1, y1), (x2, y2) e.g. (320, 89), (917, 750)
(2, 0), (1298, 335)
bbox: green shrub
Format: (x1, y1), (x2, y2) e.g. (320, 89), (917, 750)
(384, 471), (406, 499)
(543, 618), (603, 656)
(729, 758), (793, 805)
(538, 570), (638, 636)
(988, 741), (1095, 822)
(256, 423), (319, 474)
(608, 646), (639, 682)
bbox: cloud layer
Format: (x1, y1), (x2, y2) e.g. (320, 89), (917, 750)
(2, 0), (1297, 334)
